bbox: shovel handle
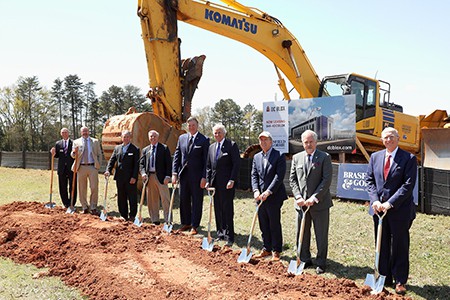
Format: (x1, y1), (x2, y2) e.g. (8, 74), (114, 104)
(246, 201), (262, 248)
(138, 179), (148, 218)
(69, 152), (79, 210)
(167, 183), (178, 224)
(296, 206), (310, 258)
(374, 212), (387, 274)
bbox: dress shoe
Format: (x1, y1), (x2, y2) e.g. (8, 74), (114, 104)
(271, 251), (281, 261)
(178, 225), (192, 232)
(91, 209), (99, 216)
(82, 208), (90, 214)
(152, 221), (160, 225)
(253, 249), (271, 259)
(395, 283), (406, 295)
(190, 227), (198, 235)
(316, 266), (325, 274)
(303, 261), (313, 268)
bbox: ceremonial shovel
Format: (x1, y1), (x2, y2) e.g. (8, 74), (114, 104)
(201, 187), (216, 251)
(44, 154), (56, 209)
(237, 201), (262, 263)
(163, 183), (178, 233)
(288, 206), (310, 275)
(364, 212), (387, 294)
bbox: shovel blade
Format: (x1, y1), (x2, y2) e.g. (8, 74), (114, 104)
(162, 223), (173, 233)
(237, 248), (252, 263)
(44, 202), (56, 209)
(66, 206), (75, 214)
(134, 216), (143, 227)
(287, 259), (305, 275)
(99, 211), (107, 221)
(364, 273), (386, 294)
(201, 237), (214, 252)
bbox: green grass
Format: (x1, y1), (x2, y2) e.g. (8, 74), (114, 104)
(0, 258), (85, 300)
(0, 167), (449, 299)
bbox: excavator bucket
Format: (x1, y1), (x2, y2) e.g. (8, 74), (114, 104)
(422, 128), (450, 170)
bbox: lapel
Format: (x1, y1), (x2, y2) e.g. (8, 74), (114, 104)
(304, 152), (310, 177)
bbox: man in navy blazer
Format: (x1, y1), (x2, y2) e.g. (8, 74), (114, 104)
(105, 130), (140, 221)
(172, 117), (210, 234)
(51, 127), (76, 208)
(289, 129), (333, 274)
(366, 127), (417, 295)
(206, 124), (240, 249)
(140, 130), (172, 224)
(251, 131), (287, 261)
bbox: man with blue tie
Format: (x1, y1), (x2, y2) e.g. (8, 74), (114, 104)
(105, 130), (139, 221)
(366, 127), (417, 295)
(51, 128), (76, 208)
(140, 130), (172, 225)
(206, 124), (240, 250)
(172, 117), (209, 235)
(251, 131), (287, 261)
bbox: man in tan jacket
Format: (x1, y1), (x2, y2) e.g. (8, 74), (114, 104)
(72, 126), (102, 214)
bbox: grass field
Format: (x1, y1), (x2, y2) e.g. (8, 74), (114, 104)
(0, 167), (448, 299)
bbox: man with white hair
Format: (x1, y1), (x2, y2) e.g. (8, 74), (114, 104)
(289, 129), (333, 274)
(366, 127), (417, 295)
(71, 126), (102, 214)
(105, 130), (140, 221)
(206, 124), (240, 251)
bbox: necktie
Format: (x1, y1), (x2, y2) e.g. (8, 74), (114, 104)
(151, 145), (155, 168)
(82, 139), (89, 163)
(384, 154), (391, 180)
(63, 140), (68, 154)
(188, 135), (194, 153)
(215, 142), (221, 162)
(306, 154), (312, 169)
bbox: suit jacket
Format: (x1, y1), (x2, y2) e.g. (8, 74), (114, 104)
(140, 143), (172, 184)
(289, 149), (333, 212)
(54, 139), (74, 175)
(106, 143), (140, 183)
(366, 147), (417, 220)
(206, 138), (240, 189)
(251, 148), (287, 203)
(71, 137), (102, 171)
(172, 132), (209, 179)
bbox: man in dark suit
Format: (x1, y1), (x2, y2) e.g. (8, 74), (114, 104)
(289, 129), (333, 274)
(51, 127), (76, 208)
(105, 130), (139, 221)
(206, 124), (240, 250)
(366, 127), (417, 295)
(140, 130), (172, 224)
(251, 131), (287, 261)
(172, 117), (209, 235)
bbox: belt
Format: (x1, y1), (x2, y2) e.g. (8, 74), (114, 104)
(149, 171), (156, 174)
(81, 163), (94, 166)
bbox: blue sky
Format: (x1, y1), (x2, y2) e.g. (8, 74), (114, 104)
(1, 0), (448, 118)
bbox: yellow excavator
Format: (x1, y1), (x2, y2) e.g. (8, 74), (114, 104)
(103, 0), (448, 162)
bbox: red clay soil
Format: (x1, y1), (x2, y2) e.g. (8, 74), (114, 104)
(0, 202), (409, 300)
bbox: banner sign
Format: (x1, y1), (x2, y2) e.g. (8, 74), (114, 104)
(288, 95), (356, 154)
(262, 101), (289, 153)
(337, 163), (419, 207)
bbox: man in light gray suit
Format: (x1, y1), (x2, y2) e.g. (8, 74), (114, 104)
(289, 129), (332, 274)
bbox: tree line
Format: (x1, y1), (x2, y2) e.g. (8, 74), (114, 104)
(0, 75), (263, 153)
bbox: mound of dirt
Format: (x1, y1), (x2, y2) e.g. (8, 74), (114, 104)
(0, 202), (408, 299)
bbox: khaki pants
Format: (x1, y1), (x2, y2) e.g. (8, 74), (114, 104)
(77, 165), (99, 210)
(146, 174), (170, 223)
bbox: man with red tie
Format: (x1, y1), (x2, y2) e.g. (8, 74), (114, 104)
(366, 127), (417, 295)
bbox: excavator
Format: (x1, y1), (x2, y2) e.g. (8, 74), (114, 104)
(102, 0), (448, 162)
